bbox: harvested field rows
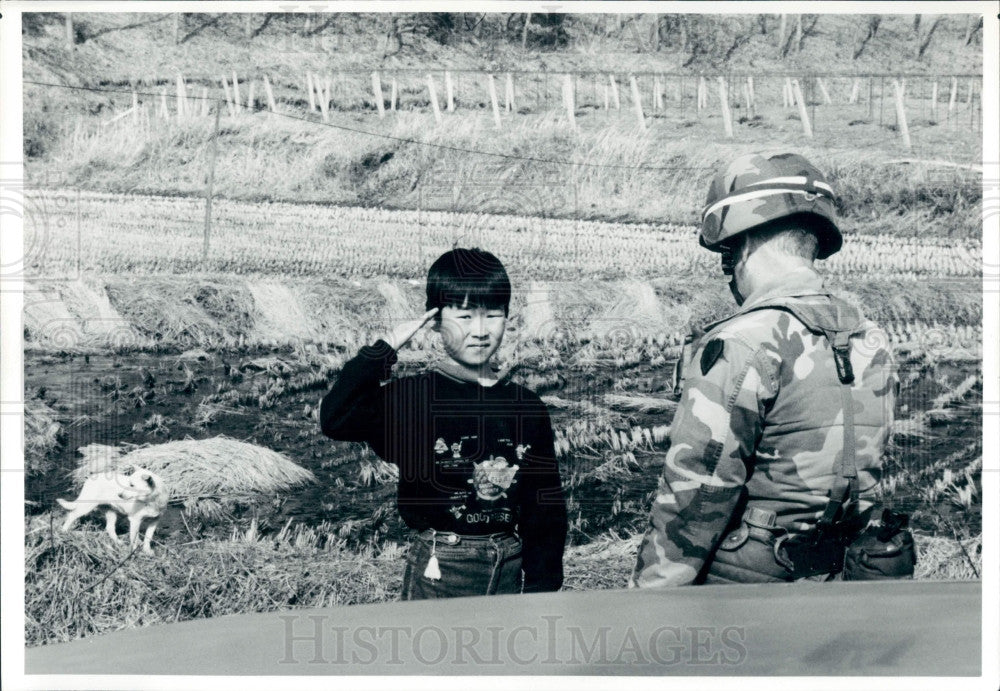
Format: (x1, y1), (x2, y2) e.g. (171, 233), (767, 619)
(25, 191), (981, 280)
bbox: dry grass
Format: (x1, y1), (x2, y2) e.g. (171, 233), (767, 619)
(70, 436), (316, 501)
(24, 517), (401, 648)
(603, 393), (677, 415)
(24, 398), (62, 476)
(34, 95), (981, 238)
(915, 534), (982, 580)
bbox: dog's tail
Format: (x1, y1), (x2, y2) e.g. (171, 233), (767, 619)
(56, 497), (77, 510)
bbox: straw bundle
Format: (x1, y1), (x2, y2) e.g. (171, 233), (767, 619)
(105, 279), (220, 345)
(72, 436), (315, 499)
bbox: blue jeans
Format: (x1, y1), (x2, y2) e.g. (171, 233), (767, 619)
(401, 531), (523, 600)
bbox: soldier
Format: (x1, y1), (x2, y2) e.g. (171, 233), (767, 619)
(632, 152), (900, 586)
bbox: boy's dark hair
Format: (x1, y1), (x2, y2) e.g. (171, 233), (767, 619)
(425, 248), (511, 316)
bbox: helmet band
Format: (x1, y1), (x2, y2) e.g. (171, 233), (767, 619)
(701, 183), (835, 223)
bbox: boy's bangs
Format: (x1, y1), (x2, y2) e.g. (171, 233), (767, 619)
(438, 277), (508, 311)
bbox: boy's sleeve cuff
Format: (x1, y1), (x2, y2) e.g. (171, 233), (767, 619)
(359, 339), (399, 365)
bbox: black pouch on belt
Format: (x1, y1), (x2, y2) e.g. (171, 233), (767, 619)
(843, 508), (917, 580)
(774, 530), (848, 578)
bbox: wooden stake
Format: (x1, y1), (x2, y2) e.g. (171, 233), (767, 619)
(306, 73), (316, 112)
(791, 79), (812, 137)
(505, 73), (515, 113)
(204, 104), (221, 261)
(317, 77), (329, 122)
(747, 76), (755, 112)
(603, 83), (609, 111)
(629, 75), (646, 131)
(849, 78), (860, 104)
(969, 80), (975, 127)
(427, 74), (442, 124)
(563, 74), (576, 131)
(966, 78), (974, 106)
(948, 76), (957, 120)
(609, 74), (620, 110)
(653, 76), (663, 111)
(247, 81), (255, 111)
(372, 71), (385, 118)
(717, 77), (733, 138)
(263, 75), (277, 112)
(445, 71), (455, 112)
(132, 90), (139, 116)
(201, 87), (209, 117)
(160, 88), (169, 119)
(219, 77), (236, 117)
(176, 74), (186, 118)
(817, 77), (832, 105)
(930, 80), (938, 121)
(390, 78), (398, 112)
(487, 74), (502, 130)
(893, 79), (911, 150)
(231, 72), (241, 113)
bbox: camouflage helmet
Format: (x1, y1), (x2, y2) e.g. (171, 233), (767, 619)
(700, 152), (842, 259)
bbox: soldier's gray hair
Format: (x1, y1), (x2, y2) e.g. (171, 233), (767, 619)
(744, 221), (820, 262)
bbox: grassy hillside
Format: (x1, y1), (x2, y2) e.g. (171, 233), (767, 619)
(22, 13), (984, 233)
(22, 12), (985, 83)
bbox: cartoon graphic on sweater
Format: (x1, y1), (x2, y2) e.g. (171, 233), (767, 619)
(434, 438), (448, 455)
(468, 456), (520, 501)
(450, 442), (463, 459)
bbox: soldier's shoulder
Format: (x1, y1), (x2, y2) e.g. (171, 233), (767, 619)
(704, 307), (788, 345)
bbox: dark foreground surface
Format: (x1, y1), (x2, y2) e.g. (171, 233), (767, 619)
(26, 580), (981, 676)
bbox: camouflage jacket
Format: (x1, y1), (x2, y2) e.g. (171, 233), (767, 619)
(632, 267), (897, 588)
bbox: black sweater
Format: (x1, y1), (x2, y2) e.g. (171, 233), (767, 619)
(320, 340), (568, 593)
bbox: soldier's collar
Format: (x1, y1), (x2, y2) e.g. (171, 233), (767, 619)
(741, 266), (826, 308)
(702, 267), (828, 333)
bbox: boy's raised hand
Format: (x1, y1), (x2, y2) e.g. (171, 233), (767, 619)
(384, 308), (439, 351)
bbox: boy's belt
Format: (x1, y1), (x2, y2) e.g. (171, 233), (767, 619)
(416, 529), (516, 545)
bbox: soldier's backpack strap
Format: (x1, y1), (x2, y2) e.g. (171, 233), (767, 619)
(818, 328), (859, 529)
(734, 296), (862, 527)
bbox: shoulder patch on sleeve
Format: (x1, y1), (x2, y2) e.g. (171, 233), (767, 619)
(700, 339), (725, 376)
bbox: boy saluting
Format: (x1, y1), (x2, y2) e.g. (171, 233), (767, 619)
(320, 248), (567, 599)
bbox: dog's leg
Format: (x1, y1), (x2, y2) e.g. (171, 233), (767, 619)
(61, 509), (86, 532)
(105, 510), (121, 542)
(128, 515), (142, 550)
(141, 520), (159, 555)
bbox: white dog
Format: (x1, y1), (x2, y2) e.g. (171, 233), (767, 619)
(57, 465), (169, 554)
